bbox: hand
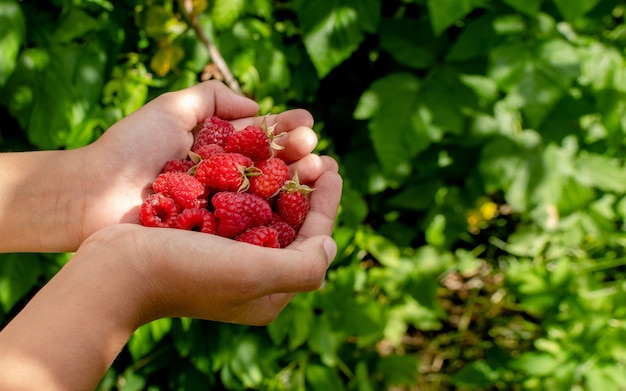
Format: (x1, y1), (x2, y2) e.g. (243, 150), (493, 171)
(77, 80), (320, 246)
(0, 155), (341, 390)
(81, 152), (341, 326)
(0, 114), (341, 390)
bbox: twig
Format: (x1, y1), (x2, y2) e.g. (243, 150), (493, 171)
(180, 0), (242, 95)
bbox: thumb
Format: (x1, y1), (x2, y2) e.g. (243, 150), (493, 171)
(150, 80), (260, 132)
(261, 235), (337, 294)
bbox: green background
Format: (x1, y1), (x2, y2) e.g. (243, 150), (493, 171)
(2, 0), (626, 389)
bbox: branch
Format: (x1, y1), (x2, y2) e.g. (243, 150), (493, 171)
(180, 0), (242, 95)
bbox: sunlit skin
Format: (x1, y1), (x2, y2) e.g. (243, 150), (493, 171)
(0, 81), (343, 390)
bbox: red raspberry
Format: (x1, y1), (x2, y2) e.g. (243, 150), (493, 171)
(225, 125), (272, 161)
(193, 116), (235, 150)
(161, 159), (194, 174)
(139, 193), (179, 228)
(248, 158), (289, 199)
(152, 171), (205, 209)
(195, 152), (254, 192)
(212, 191), (272, 238)
(276, 171), (314, 230)
(224, 119), (284, 161)
(193, 143), (224, 160)
(175, 208), (217, 234)
(268, 213), (296, 248)
(235, 226), (280, 248)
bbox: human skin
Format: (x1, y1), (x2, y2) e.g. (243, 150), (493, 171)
(0, 81), (343, 390)
(0, 80), (323, 253)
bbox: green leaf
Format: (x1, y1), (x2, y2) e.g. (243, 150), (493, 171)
(52, 9), (101, 43)
(507, 63), (563, 129)
(0, 0), (25, 86)
(427, 0), (479, 35)
(552, 0), (602, 21)
(385, 299), (442, 343)
(558, 176), (596, 216)
(306, 364), (346, 391)
(425, 213), (446, 247)
(450, 360), (498, 388)
(0, 253), (43, 312)
(339, 184), (369, 227)
(585, 363), (626, 390)
(227, 335), (264, 388)
(576, 151), (626, 193)
(127, 318), (172, 360)
(418, 69), (475, 136)
(488, 42), (528, 91)
(446, 14), (497, 61)
(478, 132), (543, 213)
(308, 314), (343, 366)
(502, 0), (542, 15)
(295, 0), (381, 78)
(388, 180), (443, 211)
(355, 73), (434, 172)
(338, 299), (385, 346)
(139, 5), (187, 40)
(459, 74), (499, 104)
(578, 42), (626, 93)
(118, 368), (146, 391)
(210, 0), (246, 30)
(490, 38), (579, 128)
(511, 352), (559, 376)
(219, 18), (291, 98)
(267, 297), (313, 350)
(150, 41), (185, 76)
(376, 354), (419, 387)
(2, 40), (108, 149)
(379, 17), (435, 69)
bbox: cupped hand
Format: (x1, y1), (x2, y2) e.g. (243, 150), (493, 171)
(78, 80), (319, 244)
(78, 152), (342, 327)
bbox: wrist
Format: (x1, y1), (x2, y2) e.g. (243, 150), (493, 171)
(0, 225), (145, 390)
(0, 149), (87, 252)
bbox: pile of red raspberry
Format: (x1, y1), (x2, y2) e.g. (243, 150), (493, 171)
(139, 116), (313, 248)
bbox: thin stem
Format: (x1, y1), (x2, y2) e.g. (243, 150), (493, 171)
(180, 0), (243, 95)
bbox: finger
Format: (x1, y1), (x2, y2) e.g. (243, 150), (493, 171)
(151, 80), (260, 132)
(288, 155), (339, 185)
(293, 168), (343, 242)
(206, 291), (298, 326)
(231, 109), (314, 133)
(259, 235), (336, 293)
(275, 126), (318, 163)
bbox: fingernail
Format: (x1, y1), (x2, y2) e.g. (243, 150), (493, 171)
(323, 238), (337, 265)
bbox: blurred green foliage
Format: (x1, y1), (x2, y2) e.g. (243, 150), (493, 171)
(2, 0), (626, 389)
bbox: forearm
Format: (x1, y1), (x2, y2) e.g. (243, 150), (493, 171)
(0, 235), (142, 390)
(0, 149), (87, 252)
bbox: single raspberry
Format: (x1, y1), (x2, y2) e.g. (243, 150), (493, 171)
(276, 170), (314, 230)
(212, 191), (273, 238)
(195, 152), (256, 192)
(175, 208), (217, 234)
(193, 143), (224, 160)
(161, 159), (195, 174)
(152, 171), (205, 209)
(268, 213), (297, 248)
(235, 226), (280, 248)
(193, 116), (235, 150)
(224, 118), (284, 161)
(248, 157), (289, 199)
(139, 193), (179, 228)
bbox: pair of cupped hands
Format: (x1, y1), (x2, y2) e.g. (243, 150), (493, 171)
(51, 81), (342, 326)
(0, 80), (341, 389)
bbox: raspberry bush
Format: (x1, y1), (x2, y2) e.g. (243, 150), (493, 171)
(3, 1), (626, 390)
